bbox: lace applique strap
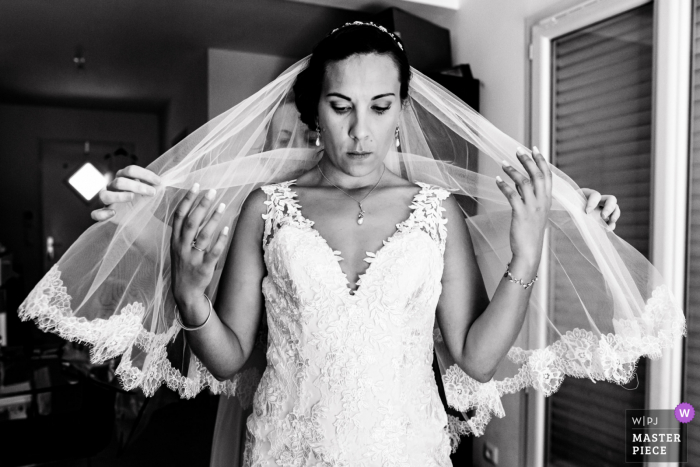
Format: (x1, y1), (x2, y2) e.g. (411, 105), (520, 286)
(406, 181), (452, 255)
(260, 179), (310, 248)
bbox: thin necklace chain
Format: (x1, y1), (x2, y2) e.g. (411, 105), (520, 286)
(316, 163), (386, 224)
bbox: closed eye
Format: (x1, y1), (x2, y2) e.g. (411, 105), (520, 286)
(331, 106), (391, 115)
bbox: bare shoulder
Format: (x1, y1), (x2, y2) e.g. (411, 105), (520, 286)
(244, 185), (270, 208)
(440, 190), (460, 216)
(418, 181), (452, 198)
(437, 189), (470, 244)
(415, 181), (457, 211)
(382, 170), (423, 195)
(237, 186), (270, 232)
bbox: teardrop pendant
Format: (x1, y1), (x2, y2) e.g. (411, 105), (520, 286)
(357, 203), (365, 225)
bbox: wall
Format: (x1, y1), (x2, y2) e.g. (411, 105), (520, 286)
(208, 48), (298, 119)
(0, 48), (301, 299)
(414, 0), (579, 143)
(0, 105), (159, 293)
(164, 50), (209, 149)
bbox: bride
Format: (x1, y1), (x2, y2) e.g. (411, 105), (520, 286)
(20, 20), (684, 467)
(87, 22), (623, 465)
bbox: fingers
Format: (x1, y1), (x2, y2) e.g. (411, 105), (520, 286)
(98, 187), (138, 206)
(91, 207), (115, 222)
(115, 165), (162, 188)
(107, 176), (157, 197)
(609, 205), (621, 223)
(181, 188), (218, 249)
(604, 205), (620, 232)
(101, 166), (160, 206)
(502, 146), (552, 208)
(600, 196), (619, 221)
(193, 202), (226, 251)
(501, 156), (536, 205)
(203, 226), (230, 268)
(173, 183), (201, 242)
(531, 146), (552, 198)
(579, 192), (619, 231)
(583, 189), (602, 214)
(495, 175), (524, 210)
(513, 147), (545, 200)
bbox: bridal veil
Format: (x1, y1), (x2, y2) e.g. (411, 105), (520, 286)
(18, 50), (687, 447)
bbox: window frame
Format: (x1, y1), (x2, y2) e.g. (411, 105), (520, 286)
(528, 1), (691, 465)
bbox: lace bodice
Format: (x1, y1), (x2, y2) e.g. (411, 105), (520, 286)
(243, 179), (454, 467)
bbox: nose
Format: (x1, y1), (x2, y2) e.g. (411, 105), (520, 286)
(348, 109), (370, 144)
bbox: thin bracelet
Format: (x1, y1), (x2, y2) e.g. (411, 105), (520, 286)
(504, 263), (538, 290)
(174, 293), (213, 331)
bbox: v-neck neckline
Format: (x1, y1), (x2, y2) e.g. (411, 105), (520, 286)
(287, 180), (427, 299)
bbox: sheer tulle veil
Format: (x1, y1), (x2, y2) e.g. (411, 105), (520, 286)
(17, 28), (687, 452)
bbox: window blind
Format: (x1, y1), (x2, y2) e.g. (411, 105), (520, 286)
(684, 1), (700, 463)
(547, 3), (654, 466)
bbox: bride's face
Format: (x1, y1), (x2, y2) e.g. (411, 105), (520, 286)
(317, 53), (402, 176)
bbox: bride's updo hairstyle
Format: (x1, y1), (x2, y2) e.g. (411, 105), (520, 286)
(293, 22), (412, 130)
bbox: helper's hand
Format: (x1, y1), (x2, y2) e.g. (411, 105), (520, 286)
(91, 165), (161, 222)
(581, 188), (620, 232)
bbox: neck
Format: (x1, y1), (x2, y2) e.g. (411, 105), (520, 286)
(317, 154), (386, 191)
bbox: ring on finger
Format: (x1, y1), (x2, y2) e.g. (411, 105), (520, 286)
(191, 239), (206, 252)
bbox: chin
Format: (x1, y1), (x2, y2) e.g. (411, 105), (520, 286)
(339, 157), (381, 176)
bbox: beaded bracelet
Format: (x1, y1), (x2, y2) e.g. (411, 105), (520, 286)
(504, 263), (538, 290)
(174, 293), (213, 331)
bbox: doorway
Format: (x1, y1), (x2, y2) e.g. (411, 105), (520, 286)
(40, 140), (135, 272)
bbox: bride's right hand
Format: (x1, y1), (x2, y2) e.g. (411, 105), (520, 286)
(91, 165), (162, 222)
(171, 184), (229, 309)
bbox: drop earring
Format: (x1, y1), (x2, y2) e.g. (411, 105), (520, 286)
(315, 123), (321, 147)
(395, 126), (400, 148)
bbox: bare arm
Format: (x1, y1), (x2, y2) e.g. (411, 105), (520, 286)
(436, 147), (550, 383)
(435, 195), (538, 383)
(91, 166), (267, 379)
(172, 186), (268, 381)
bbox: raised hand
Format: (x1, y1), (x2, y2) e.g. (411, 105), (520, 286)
(171, 184), (229, 312)
(581, 188), (620, 231)
(91, 165), (162, 222)
(496, 146), (553, 266)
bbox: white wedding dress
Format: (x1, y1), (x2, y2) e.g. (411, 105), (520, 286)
(241, 179), (454, 467)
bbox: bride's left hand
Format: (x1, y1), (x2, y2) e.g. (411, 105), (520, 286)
(580, 188), (620, 231)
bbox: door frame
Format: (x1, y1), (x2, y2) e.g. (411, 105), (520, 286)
(528, 0), (691, 465)
(39, 139), (135, 271)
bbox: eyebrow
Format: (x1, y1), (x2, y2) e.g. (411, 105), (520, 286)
(326, 92), (395, 101)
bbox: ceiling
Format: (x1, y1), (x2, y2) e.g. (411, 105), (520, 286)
(0, 0), (372, 111)
(284, 0), (459, 13)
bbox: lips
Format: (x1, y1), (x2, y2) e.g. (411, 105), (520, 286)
(348, 151), (372, 156)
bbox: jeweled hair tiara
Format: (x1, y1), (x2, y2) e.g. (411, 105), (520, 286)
(328, 21), (404, 51)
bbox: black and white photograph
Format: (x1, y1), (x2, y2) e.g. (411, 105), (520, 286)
(0, 0), (695, 466)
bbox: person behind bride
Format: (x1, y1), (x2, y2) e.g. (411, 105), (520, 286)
(89, 22), (621, 466)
